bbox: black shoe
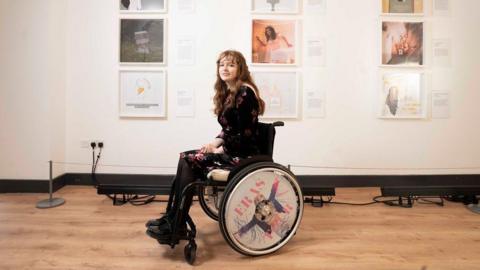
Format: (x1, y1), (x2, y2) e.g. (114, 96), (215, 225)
(145, 213), (171, 228)
(146, 221), (188, 240)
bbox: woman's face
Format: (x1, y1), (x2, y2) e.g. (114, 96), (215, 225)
(218, 57), (239, 84)
(265, 27), (273, 37)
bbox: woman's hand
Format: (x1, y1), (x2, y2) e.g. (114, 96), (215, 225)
(200, 143), (215, 154)
(200, 144), (224, 154)
(213, 146), (224, 154)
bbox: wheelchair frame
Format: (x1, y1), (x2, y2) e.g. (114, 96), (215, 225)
(147, 122), (304, 265)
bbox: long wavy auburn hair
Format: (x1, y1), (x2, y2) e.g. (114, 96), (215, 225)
(213, 50), (265, 116)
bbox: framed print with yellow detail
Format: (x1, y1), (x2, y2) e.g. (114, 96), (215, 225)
(119, 70), (167, 118)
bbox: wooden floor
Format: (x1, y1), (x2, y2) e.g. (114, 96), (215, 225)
(0, 186), (479, 270)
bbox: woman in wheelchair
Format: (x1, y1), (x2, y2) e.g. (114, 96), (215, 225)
(146, 50), (266, 240)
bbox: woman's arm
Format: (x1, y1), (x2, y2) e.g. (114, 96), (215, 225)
(200, 137), (224, 153)
(281, 36), (293, 47)
(256, 36), (266, 47)
(237, 87), (259, 137)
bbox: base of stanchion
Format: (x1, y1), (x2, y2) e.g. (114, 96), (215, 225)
(36, 198), (65, 209)
(466, 204), (480, 214)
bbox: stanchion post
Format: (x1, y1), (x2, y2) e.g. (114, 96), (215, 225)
(36, 160), (66, 209)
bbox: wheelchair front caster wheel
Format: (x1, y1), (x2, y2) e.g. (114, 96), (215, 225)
(184, 241), (197, 265)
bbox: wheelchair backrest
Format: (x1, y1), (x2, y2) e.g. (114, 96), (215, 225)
(257, 121), (284, 157)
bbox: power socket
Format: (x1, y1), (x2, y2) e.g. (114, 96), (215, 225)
(93, 140), (104, 148)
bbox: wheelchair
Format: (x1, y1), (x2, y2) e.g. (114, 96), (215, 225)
(147, 122), (304, 265)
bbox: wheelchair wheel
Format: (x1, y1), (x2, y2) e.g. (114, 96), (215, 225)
(219, 162), (303, 256)
(198, 185), (224, 221)
(184, 240), (197, 265)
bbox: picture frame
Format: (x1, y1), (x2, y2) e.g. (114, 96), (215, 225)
(381, 20), (424, 67)
(251, 19), (298, 66)
(381, 0), (424, 15)
(252, 70), (299, 119)
(119, 0), (167, 13)
(119, 69), (167, 118)
(379, 71), (426, 119)
(119, 18), (166, 65)
(251, 0), (300, 14)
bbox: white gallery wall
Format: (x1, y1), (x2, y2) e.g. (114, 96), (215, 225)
(0, 0), (66, 180)
(1, 0), (479, 181)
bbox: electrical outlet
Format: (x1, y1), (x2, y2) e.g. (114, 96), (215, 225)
(94, 140), (104, 148)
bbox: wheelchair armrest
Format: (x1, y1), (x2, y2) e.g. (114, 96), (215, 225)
(228, 155), (273, 181)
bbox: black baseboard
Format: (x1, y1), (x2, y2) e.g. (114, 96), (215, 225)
(0, 175), (66, 193)
(2, 173), (479, 197)
(381, 186), (480, 197)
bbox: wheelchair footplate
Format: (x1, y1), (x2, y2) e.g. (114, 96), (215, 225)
(146, 214), (198, 265)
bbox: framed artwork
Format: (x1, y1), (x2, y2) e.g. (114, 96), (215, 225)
(379, 72), (425, 119)
(252, 71), (299, 118)
(119, 70), (167, 117)
(251, 0), (299, 14)
(252, 19), (297, 65)
(382, 0), (423, 14)
(120, 18), (166, 64)
(381, 21), (423, 66)
(120, 0), (167, 13)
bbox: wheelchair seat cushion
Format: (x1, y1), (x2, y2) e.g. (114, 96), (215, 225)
(207, 169), (230, 182)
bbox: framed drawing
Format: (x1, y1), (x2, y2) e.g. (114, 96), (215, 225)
(252, 19), (297, 65)
(252, 71), (299, 118)
(379, 72), (425, 119)
(382, 0), (423, 15)
(119, 70), (167, 117)
(251, 0), (299, 14)
(120, 0), (167, 13)
(381, 21), (423, 66)
(120, 18), (166, 64)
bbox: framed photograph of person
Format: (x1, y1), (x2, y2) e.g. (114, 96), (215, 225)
(119, 69), (167, 118)
(379, 71), (426, 119)
(251, 0), (300, 14)
(381, 21), (423, 66)
(120, 18), (166, 65)
(252, 19), (298, 66)
(381, 0), (423, 15)
(119, 0), (167, 13)
(251, 71), (299, 118)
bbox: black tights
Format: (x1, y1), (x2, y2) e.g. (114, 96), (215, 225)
(167, 158), (197, 223)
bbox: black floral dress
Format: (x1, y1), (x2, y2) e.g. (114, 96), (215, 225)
(180, 86), (260, 177)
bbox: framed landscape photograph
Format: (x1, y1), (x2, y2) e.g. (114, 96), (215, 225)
(119, 70), (167, 117)
(120, 0), (167, 13)
(252, 71), (299, 118)
(379, 72), (425, 119)
(120, 18), (165, 64)
(381, 21), (423, 66)
(382, 0), (423, 15)
(251, 0), (299, 14)
(252, 19), (297, 65)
